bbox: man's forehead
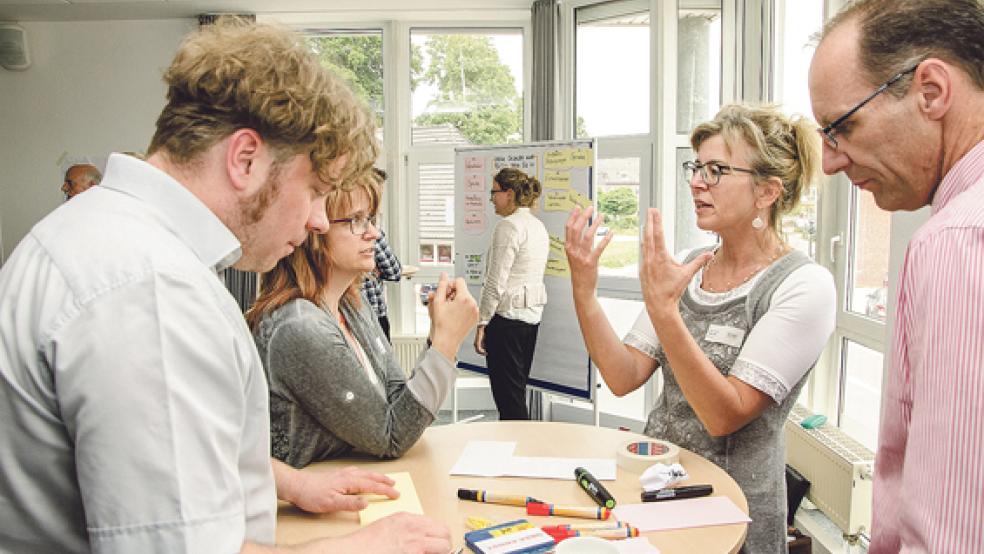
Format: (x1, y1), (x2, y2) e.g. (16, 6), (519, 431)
(809, 25), (865, 123)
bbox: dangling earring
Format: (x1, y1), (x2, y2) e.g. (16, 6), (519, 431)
(752, 215), (765, 230)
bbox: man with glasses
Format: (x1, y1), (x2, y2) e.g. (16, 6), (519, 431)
(61, 163), (102, 200)
(809, 0), (984, 551)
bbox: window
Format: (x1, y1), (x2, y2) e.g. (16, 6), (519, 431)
(306, 29), (384, 134)
(848, 188), (891, 322)
(676, 2), (722, 134)
(411, 29), (524, 146)
(596, 157), (641, 277)
(574, 0), (650, 138)
(839, 340), (883, 451)
(416, 163), (456, 266)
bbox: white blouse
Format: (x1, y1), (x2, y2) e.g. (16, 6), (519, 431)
(478, 207), (550, 325)
(624, 255), (836, 404)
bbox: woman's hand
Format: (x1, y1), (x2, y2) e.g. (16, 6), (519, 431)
(640, 208), (712, 322)
(564, 206), (613, 296)
(428, 273), (479, 360)
(473, 325), (487, 356)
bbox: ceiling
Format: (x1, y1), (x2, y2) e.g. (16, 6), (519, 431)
(0, 0), (534, 22)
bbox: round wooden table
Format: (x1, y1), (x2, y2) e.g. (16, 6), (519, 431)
(277, 421), (748, 553)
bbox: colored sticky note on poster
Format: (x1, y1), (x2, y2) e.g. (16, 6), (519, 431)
(464, 192), (484, 211)
(570, 148), (593, 168)
(545, 257), (571, 278)
(465, 173), (485, 192)
(465, 156), (485, 170)
(544, 190), (574, 212)
(544, 149), (573, 169)
(463, 253), (484, 284)
(543, 170), (571, 189)
(549, 234), (565, 257)
(464, 210), (486, 233)
(359, 472), (424, 525)
(568, 189), (591, 209)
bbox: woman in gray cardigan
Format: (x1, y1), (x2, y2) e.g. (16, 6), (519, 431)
(247, 173), (478, 467)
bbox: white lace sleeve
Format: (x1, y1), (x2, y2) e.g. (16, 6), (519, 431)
(731, 263), (836, 403)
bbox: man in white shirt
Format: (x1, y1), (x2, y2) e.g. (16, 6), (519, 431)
(0, 19), (451, 554)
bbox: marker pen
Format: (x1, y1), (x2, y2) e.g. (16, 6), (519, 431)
(526, 501), (610, 520)
(640, 484), (713, 502)
(574, 466), (617, 509)
(541, 522), (626, 532)
(543, 527), (640, 542)
(457, 488), (539, 507)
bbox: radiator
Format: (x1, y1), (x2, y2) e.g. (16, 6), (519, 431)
(391, 334), (427, 375)
(785, 405), (874, 535)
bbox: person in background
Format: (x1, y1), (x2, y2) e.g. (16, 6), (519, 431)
(809, 1), (984, 551)
(61, 163), (101, 200)
(565, 104), (835, 553)
(474, 167), (549, 420)
(248, 174), (478, 464)
(0, 19), (452, 554)
(362, 169), (402, 341)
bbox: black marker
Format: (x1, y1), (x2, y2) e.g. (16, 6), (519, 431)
(574, 466), (616, 509)
(641, 484), (713, 502)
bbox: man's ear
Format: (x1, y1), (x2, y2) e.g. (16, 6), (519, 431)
(756, 176), (783, 209)
(225, 129), (265, 193)
(914, 58), (952, 121)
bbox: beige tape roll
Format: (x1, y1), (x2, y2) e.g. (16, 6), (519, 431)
(616, 439), (681, 473)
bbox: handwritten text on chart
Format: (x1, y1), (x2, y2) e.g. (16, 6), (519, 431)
(463, 193), (484, 211)
(464, 253), (484, 283)
(492, 154), (538, 173)
(543, 170), (571, 189)
(549, 235), (565, 257)
(544, 148), (593, 169)
(464, 157), (485, 170)
(544, 190), (574, 212)
(464, 210), (487, 233)
(544, 257), (571, 278)
(464, 173), (485, 192)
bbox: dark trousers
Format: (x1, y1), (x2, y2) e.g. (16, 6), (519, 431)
(485, 315), (540, 420)
(378, 315), (391, 342)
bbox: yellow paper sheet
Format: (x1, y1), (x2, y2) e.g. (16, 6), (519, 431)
(544, 149), (573, 169)
(544, 190), (574, 212)
(544, 257), (571, 277)
(549, 234), (566, 257)
(570, 148), (593, 168)
(358, 472), (424, 526)
(568, 189), (591, 209)
(543, 170), (571, 189)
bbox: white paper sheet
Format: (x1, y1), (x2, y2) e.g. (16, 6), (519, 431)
(449, 441), (616, 480)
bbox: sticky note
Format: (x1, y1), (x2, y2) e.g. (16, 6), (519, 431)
(358, 472), (424, 525)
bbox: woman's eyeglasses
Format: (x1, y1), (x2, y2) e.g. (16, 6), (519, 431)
(329, 214), (378, 235)
(682, 160), (756, 187)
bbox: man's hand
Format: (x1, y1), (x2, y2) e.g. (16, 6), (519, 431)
(334, 513), (452, 554)
(275, 462), (398, 513)
(473, 324), (487, 356)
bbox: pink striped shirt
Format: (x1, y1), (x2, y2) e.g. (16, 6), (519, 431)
(870, 140), (984, 553)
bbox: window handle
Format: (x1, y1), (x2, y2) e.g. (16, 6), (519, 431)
(829, 235), (842, 264)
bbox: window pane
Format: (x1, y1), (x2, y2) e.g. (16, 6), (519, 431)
(411, 29), (524, 146)
(773, 0), (824, 261)
(306, 30), (384, 133)
(840, 339), (883, 451)
(677, 4), (721, 134)
(417, 163), (455, 265)
(596, 297), (647, 421)
(575, 4), (650, 137)
(596, 158), (640, 277)
(674, 148), (717, 253)
(848, 187), (891, 321)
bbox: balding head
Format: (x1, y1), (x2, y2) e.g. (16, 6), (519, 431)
(62, 164), (102, 200)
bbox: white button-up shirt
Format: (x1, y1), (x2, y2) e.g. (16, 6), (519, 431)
(0, 154), (276, 553)
(478, 207), (550, 325)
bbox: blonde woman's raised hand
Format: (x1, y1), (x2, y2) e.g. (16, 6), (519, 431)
(639, 208), (712, 322)
(564, 206), (613, 296)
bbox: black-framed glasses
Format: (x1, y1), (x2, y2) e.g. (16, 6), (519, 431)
(329, 214), (378, 235)
(490, 188), (507, 199)
(682, 160), (756, 187)
(818, 61), (921, 150)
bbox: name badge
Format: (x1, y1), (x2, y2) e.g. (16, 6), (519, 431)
(704, 324), (745, 348)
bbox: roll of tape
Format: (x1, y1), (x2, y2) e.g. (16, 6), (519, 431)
(616, 439), (680, 473)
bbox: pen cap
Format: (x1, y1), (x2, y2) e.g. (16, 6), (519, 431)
(457, 488), (479, 501)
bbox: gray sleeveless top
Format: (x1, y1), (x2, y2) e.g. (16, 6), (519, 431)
(641, 247), (813, 554)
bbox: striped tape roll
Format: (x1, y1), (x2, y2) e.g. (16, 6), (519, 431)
(616, 439), (680, 472)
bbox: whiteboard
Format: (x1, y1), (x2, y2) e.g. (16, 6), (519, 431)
(453, 140), (596, 399)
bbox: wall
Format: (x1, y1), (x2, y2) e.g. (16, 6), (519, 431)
(0, 19), (194, 262)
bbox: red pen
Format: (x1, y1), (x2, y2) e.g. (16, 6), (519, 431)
(542, 527), (640, 542)
(527, 501), (610, 520)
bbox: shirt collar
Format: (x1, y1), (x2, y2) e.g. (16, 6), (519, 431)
(99, 153), (242, 271)
(932, 139), (984, 214)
